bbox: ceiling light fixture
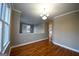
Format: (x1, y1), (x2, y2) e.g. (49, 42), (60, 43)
(42, 16), (47, 20)
(40, 7), (49, 20)
(35, 3), (52, 20)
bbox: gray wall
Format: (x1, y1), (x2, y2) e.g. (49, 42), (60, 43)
(13, 33), (48, 46)
(34, 22), (45, 33)
(10, 10), (21, 46)
(53, 11), (79, 51)
(11, 11), (48, 47)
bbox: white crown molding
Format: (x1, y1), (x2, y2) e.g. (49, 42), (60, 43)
(13, 8), (22, 14)
(54, 9), (79, 19)
(12, 3), (21, 14)
(53, 41), (79, 53)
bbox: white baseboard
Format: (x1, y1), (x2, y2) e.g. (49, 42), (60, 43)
(9, 46), (11, 56)
(9, 38), (48, 55)
(53, 41), (79, 53)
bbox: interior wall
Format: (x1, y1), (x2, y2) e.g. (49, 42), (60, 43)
(10, 10), (48, 47)
(48, 20), (53, 42)
(53, 11), (79, 51)
(10, 10), (21, 46)
(34, 22), (46, 33)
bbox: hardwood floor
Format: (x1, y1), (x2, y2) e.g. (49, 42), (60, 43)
(10, 39), (79, 56)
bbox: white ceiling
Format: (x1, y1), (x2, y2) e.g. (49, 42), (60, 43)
(13, 3), (79, 24)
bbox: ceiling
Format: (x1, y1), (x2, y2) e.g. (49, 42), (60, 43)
(13, 3), (79, 24)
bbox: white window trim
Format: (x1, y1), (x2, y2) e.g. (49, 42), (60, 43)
(0, 3), (11, 54)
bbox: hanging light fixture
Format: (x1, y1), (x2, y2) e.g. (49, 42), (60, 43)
(42, 16), (47, 20)
(34, 3), (52, 20)
(40, 8), (49, 20)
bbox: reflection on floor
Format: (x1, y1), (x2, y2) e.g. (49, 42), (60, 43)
(10, 39), (79, 56)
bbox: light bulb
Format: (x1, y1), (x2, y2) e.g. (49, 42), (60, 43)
(42, 16), (47, 20)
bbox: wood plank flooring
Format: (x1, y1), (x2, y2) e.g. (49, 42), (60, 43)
(10, 39), (79, 56)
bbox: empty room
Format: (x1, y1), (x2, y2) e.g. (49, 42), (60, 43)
(0, 3), (79, 56)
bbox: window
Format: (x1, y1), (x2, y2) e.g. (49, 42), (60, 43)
(20, 22), (34, 33)
(3, 24), (10, 47)
(5, 4), (9, 22)
(5, 4), (11, 24)
(22, 24), (27, 33)
(0, 3), (11, 53)
(0, 4), (2, 18)
(0, 21), (2, 52)
(26, 25), (31, 33)
(2, 4), (6, 20)
(22, 24), (31, 33)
